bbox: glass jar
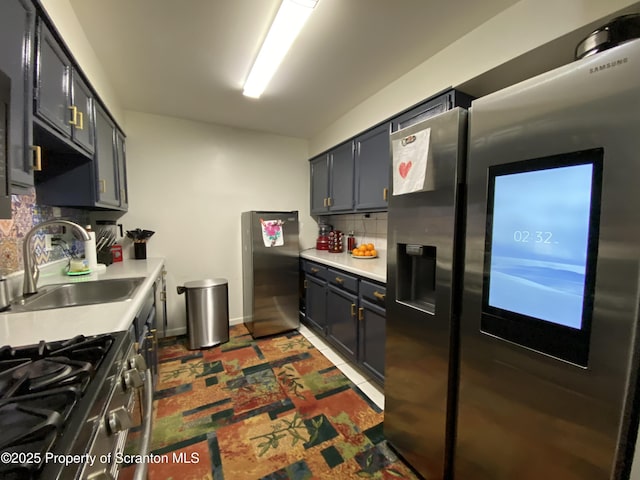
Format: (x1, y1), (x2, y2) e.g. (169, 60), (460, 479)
(347, 231), (356, 251)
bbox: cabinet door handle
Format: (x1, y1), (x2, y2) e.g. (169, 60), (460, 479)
(335, 277), (344, 284)
(323, 198), (328, 207)
(310, 267), (319, 273)
(99, 179), (107, 193)
(358, 307), (364, 321)
(327, 197), (332, 207)
(31, 146), (42, 171)
(383, 187), (389, 201)
(373, 291), (386, 301)
(303, 279), (308, 288)
(351, 303), (356, 317)
(68, 105), (78, 125)
(77, 110), (84, 130)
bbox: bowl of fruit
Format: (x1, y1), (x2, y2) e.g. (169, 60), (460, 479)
(351, 243), (378, 259)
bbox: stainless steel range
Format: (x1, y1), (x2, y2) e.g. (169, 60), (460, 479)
(0, 331), (153, 480)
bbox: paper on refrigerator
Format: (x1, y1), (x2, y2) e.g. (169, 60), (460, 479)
(260, 219), (284, 247)
(392, 127), (431, 195)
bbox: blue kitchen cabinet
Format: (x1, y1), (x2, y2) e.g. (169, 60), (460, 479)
(94, 103), (120, 207)
(358, 280), (386, 384)
(326, 268), (359, 361)
(32, 13), (127, 212)
(310, 89), (472, 215)
(116, 129), (128, 210)
(305, 275), (328, 335)
(0, 0), (36, 192)
(354, 122), (391, 211)
(327, 285), (358, 360)
(303, 261), (329, 335)
(310, 141), (354, 214)
(310, 155), (329, 214)
(328, 142), (354, 212)
(301, 260), (386, 384)
(36, 102), (126, 211)
(34, 19), (95, 157)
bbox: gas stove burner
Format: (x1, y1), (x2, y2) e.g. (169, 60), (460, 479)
(17, 357), (70, 381)
(0, 331), (128, 480)
(14, 357), (93, 392)
(0, 333), (114, 369)
(0, 403), (64, 479)
(0, 357), (93, 399)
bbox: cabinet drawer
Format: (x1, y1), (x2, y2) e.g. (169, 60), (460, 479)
(303, 260), (327, 280)
(360, 280), (386, 309)
(328, 268), (358, 294)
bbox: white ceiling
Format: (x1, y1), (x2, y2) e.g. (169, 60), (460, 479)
(68, 0), (519, 139)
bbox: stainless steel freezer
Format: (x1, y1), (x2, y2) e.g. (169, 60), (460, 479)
(385, 108), (468, 480)
(241, 211), (300, 338)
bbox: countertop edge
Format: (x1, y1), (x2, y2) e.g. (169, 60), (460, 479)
(0, 258), (165, 346)
(300, 249), (386, 283)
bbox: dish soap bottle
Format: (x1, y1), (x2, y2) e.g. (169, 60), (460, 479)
(84, 225), (98, 271)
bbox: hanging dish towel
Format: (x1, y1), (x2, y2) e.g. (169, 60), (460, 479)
(392, 127), (431, 195)
(260, 219), (285, 247)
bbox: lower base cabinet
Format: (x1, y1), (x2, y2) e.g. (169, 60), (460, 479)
(358, 280), (386, 384)
(302, 260), (386, 385)
(304, 268), (328, 335)
(327, 283), (358, 359)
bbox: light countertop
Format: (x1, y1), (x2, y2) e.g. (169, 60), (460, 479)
(300, 248), (386, 283)
(0, 258), (165, 346)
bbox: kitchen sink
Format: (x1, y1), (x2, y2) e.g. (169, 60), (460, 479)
(9, 277), (146, 312)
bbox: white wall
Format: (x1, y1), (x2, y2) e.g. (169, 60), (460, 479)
(120, 111), (311, 336)
(309, 0), (640, 154)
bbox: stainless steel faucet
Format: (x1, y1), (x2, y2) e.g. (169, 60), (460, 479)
(22, 220), (91, 295)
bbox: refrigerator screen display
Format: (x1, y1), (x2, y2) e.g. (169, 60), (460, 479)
(481, 149), (602, 365)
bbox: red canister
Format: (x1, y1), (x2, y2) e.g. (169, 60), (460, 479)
(110, 244), (123, 262)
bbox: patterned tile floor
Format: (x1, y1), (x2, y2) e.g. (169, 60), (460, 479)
(297, 323), (385, 410)
(137, 323), (417, 480)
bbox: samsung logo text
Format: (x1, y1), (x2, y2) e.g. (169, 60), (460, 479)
(589, 57), (628, 74)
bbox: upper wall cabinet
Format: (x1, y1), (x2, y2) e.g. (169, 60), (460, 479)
(309, 89), (474, 216)
(354, 122), (390, 211)
(0, 0), (36, 193)
(392, 90), (473, 132)
(36, 103), (127, 211)
(310, 141), (354, 214)
(94, 103), (120, 207)
(116, 130), (128, 210)
(34, 19), (95, 157)
(31, 10), (127, 212)
(310, 155), (329, 214)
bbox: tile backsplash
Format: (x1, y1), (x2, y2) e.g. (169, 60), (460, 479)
(320, 212), (387, 251)
(0, 188), (90, 274)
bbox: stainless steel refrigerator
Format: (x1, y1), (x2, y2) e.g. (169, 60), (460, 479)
(456, 37), (640, 480)
(385, 107), (468, 479)
(241, 211), (300, 338)
(385, 36), (640, 480)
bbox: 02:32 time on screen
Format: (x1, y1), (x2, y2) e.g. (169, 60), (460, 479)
(512, 230), (556, 244)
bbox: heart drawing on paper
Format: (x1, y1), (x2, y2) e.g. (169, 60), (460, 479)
(399, 161), (412, 179)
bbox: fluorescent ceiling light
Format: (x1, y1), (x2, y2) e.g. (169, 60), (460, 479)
(243, 0), (318, 98)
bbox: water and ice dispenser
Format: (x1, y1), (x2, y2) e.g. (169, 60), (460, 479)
(396, 243), (437, 314)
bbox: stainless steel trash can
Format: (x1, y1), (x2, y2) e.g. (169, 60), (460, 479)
(177, 278), (229, 350)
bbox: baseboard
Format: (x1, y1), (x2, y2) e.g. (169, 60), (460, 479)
(161, 317), (244, 338)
